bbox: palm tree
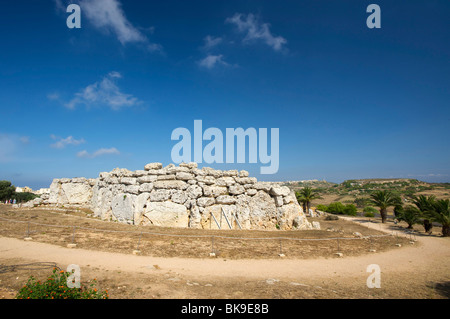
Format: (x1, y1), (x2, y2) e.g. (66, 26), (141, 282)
(423, 199), (450, 237)
(296, 187), (322, 215)
(397, 206), (421, 229)
(412, 195), (436, 233)
(370, 190), (401, 223)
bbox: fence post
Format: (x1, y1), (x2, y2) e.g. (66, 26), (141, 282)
(209, 236), (216, 257)
(67, 226), (77, 248)
(278, 239), (285, 257)
(24, 222), (32, 241)
(369, 236), (376, 252)
(133, 231), (143, 255)
(334, 238), (343, 257)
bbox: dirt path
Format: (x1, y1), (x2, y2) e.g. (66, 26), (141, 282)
(1, 217), (449, 299)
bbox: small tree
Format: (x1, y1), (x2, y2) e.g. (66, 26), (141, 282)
(370, 190), (401, 223)
(398, 206), (421, 229)
(0, 180), (16, 202)
(394, 204), (404, 218)
(412, 195), (436, 233)
(296, 187), (322, 214)
(423, 199), (450, 237)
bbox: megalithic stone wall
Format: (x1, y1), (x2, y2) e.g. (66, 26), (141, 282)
(47, 162), (315, 230)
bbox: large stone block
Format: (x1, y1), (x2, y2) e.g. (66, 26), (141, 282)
(144, 202), (189, 228)
(153, 180), (188, 190)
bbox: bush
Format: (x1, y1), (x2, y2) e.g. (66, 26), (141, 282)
(327, 202), (346, 214)
(16, 268), (109, 299)
(343, 204), (357, 216)
(325, 214), (339, 221)
(322, 202), (357, 216)
(14, 192), (38, 203)
(316, 204), (329, 212)
(364, 212), (375, 218)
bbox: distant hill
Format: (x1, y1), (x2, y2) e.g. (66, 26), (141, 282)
(278, 178), (450, 208)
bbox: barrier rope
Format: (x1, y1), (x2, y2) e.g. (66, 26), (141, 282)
(0, 214), (393, 242)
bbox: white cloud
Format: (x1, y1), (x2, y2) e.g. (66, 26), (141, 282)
(226, 13), (287, 51)
(47, 93), (60, 101)
(50, 135), (86, 149)
(198, 54), (229, 69)
(202, 35), (223, 51)
(55, 0), (161, 51)
(77, 147), (120, 159)
(65, 72), (140, 110)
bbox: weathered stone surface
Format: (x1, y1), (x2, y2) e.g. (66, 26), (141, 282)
(239, 170), (249, 177)
(235, 177), (257, 185)
(61, 182), (92, 205)
(111, 193), (136, 223)
(144, 162), (163, 170)
(202, 167), (222, 178)
(44, 162), (315, 231)
(120, 177), (137, 185)
(171, 190), (188, 205)
(144, 202), (189, 228)
(167, 166), (190, 174)
(135, 170), (147, 177)
(110, 168), (134, 177)
(157, 174), (176, 181)
(269, 186), (291, 197)
(149, 189), (173, 202)
(125, 185), (140, 195)
(215, 195), (237, 205)
(253, 182), (272, 192)
(176, 172), (195, 181)
(139, 183), (154, 193)
(228, 184), (245, 195)
(186, 185), (203, 199)
(71, 177), (87, 183)
(153, 180), (188, 190)
(222, 170), (238, 177)
(293, 215), (312, 230)
(216, 177), (235, 187)
(195, 175), (216, 185)
(146, 169), (167, 175)
(277, 203), (301, 230)
(179, 162), (198, 169)
(202, 185), (228, 197)
(248, 191), (278, 229)
(137, 175), (157, 183)
(134, 193), (150, 225)
(197, 197), (215, 207)
(189, 204), (201, 228)
(274, 196), (284, 207)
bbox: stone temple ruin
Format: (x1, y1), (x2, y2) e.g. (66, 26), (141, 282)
(31, 162), (317, 231)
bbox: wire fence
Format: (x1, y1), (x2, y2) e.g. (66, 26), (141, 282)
(0, 214), (411, 259)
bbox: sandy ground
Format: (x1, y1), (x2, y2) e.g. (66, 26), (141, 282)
(0, 215), (449, 300)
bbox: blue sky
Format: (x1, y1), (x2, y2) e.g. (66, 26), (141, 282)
(0, 0), (449, 189)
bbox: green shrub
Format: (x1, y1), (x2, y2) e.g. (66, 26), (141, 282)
(327, 202), (346, 214)
(343, 204), (357, 216)
(364, 212), (375, 218)
(316, 204), (329, 212)
(16, 268), (108, 299)
(14, 192), (38, 203)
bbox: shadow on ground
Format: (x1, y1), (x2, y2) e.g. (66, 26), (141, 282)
(429, 281), (450, 299)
